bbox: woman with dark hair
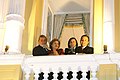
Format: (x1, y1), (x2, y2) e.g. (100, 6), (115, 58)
(48, 38), (64, 55)
(65, 37), (78, 55)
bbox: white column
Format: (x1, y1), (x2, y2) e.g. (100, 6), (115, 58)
(0, 23), (4, 53)
(104, 0), (114, 53)
(3, 0), (26, 54)
(41, 0), (48, 35)
(3, 14), (24, 54)
(0, 0), (8, 53)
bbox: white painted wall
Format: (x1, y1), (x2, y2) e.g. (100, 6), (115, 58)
(0, 25), (5, 52)
(104, 0), (114, 53)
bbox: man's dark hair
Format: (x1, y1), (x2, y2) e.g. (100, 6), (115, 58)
(80, 35), (90, 41)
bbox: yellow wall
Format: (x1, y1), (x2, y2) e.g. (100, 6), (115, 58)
(34, 0), (44, 46)
(0, 65), (22, 80)
(22, 0), (44, 54)
(97, 64), (117, 80)
(93, 0), (104, 54)
(115, 0), (120, 52)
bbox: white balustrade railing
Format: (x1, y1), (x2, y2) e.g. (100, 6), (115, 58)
(0, 53), (120, 80)
(22, 54), (120, 80)
(0, 54), (25, 65)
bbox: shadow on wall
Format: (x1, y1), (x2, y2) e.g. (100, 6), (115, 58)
(22, 0), (43, 55)
(22, 0), (34, 54)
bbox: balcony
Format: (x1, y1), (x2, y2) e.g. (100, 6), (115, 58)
(0, 53), (120, 80)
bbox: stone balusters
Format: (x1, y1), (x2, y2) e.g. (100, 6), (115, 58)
(61, 66), (68, 80)
(43, 68), (49, 80)
(70, 66), (78, 79)
(22, 55), (111, 80)
(23, 65), (32, 80)
(53, 67), (59, 79)
(33, 67), (40, 80)
(80, 66), (89, 80)
(90, 65), (98, 80)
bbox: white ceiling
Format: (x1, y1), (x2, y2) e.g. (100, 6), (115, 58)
(48, 0), (91, 14)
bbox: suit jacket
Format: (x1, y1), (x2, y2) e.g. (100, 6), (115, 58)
(75, 46), (93, 54)
(32, 45), (48, 56)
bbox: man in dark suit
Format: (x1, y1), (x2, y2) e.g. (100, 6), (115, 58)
(75, 46), (93, 54)
(75, 35), (94, 80)
(75, 35), (93, 54)
(32, 35), (49, 56)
